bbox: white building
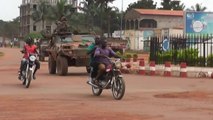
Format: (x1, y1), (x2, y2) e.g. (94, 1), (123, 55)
(124, 9), (184, 50)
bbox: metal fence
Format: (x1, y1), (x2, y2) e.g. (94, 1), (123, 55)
(149, 34), (213, 67)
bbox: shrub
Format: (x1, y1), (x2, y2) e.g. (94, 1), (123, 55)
(196, 56), (206, 67)
(125, 54), (132, 58)
(207, 54), (213, 67)
(133, 54), (138, 58)
(156, 51), (172, 64)
(116, 51), (122, 57)
(177, 48), (198, 66)
(156, 48), (199, 66)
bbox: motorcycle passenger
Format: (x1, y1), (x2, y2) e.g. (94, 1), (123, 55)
(87, 37), (101, 65)
(87, 37), (101, 83)
(18, 38), (40, 80)
(92, 37), (119, 84)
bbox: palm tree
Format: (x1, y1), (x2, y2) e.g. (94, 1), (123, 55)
(159, 0), (185, 10)
(171, 1), (185, 10)
(49, 0), (75, 21)
(31, 0), (50, 31)
(67, 12), (87, 32)
(93, 0), (115, 35)
(187, 3), (207, 11)
(103, 6), (119, 37)
(78, 0), (119, 35)
(78, 0), (99, 31)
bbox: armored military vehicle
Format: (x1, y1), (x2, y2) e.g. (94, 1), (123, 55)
(47, 32), (94, 76)
(38, 40), (49, 61)
(47, 16), (94, 76)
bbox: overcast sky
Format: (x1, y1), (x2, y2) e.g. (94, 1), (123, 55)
(0, 0), (213, 21)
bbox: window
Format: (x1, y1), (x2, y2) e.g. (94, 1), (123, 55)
(140, 19), (157, 28)
(33, 25), (37, 31)
(135, 20), (139, 30)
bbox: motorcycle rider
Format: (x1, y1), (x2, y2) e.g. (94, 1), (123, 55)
(18, 38), (40, 80)
(92, 37), (119, 84)
(87, 37), (101, 84)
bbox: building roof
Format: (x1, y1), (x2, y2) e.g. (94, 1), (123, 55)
(134, 9), (184, 17)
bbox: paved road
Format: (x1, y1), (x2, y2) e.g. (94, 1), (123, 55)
(0, 48), (213, 120)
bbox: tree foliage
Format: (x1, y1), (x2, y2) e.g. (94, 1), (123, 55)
(187, 3), (207, 11)
(78, 0), (118, 35)
(24, 32), (43, 41)
(31, 0), (51, 30)
(159, 0), (185, 10)
(0, 17), (19, 38)
(4, 0), (207, 39)
(48, 0), (76, 21)
(126, 0), (157, 12)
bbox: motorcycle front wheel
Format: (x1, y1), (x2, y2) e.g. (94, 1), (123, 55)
(25, 70), (32, 88)
(92, 86), (103, 96)
(112, 77), (125, 100)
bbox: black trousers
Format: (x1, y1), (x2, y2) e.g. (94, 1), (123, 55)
(90, 61), (100, 78)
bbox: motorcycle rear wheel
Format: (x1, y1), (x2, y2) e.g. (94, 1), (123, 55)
(112, 77), (125, 100)
(92, 86), (103, 96)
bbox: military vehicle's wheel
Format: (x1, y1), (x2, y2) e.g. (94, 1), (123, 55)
(48, 55), (56, 74)
(56, 56), (68, 76)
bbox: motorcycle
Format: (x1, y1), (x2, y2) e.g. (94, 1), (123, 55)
(87, 57), (125, 100)
(19, 53), (37, 88)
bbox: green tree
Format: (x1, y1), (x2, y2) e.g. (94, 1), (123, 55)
(49, 0), (76, 21)
(0, 20), (7, 36)
(0, 17), (20, 39)
(126, 0), (157, 12)
(67, 12), (88, 33)
(79, 0), (99, 31)
(24, 32), (43, 41)
(159, 0), (185, 10)
(95, 0), (115, 35)
(96, 0), (114, 7)
(171, 0), (185, 10)
(79, 0), (119, 35)
(160, 0), (171, 10)
(31, 0), (51, 31)
(103, 6), (119, 37)
(0, 20), (6, 36)
(187, 3), (207, 11)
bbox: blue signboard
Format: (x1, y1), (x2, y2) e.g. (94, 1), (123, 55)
(162, 38), (170, 51)
(185, 12), (213, 34)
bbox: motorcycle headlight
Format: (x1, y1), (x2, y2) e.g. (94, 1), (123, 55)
(115, 61), (122, 69)
(29, 55), (36, 62)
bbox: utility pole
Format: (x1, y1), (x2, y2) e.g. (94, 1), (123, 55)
(120, 0), (123, 40)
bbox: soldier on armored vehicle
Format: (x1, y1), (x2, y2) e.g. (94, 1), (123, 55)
(54, 16), (69, 34)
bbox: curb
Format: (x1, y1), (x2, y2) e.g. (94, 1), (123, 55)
(121, 59), (213, 78)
